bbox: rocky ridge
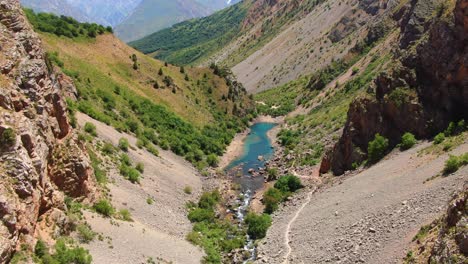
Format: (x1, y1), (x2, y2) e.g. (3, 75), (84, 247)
(326, 0), (468, 175)
(0, 0), (97, 261)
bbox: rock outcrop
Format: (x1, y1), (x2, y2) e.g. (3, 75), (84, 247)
(326, 0), (468, 175)
(0, 0), (96, 262)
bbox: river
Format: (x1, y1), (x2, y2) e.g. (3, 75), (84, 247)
(225, 122), (277, 263)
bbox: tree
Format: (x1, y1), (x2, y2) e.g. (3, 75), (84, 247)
(245, 213), (272, 239)
(158, 68), (163, 76)
(367, 133), (389, 163)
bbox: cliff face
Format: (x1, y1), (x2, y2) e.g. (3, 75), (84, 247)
(326, 0), (468, 175)
(0, 0), (96, 261)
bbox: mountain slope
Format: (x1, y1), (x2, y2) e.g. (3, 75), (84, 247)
(20, 0), (142, 26)
(115, 0), (236, 42)
(20, 0), (91, 22)
(129, 1), (251, 65)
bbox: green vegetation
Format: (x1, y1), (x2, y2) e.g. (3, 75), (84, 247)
(84, 122), (97, 137)
(263, 175), (303, 214)
(24, 9), (111, 39)
(244, 213), (272, 239)
(76, 224), (96, 243)
(184, 186), (193, 194)
(118, 209), (133, 222)
(130, 3), (249, 65)
(412, 224), (431, 242)
(186, 190), (245, 263)
(443, 153), (468, 175)
(434, 132), (445, 144)
(0, 128), (16, 147)
(93, 199), (115, 217)
(118, 137), (130, 151)
(135, 162), (145, 173)
(367, 133), (389, 164)
(34, 238), (92, 264)
(400, 132), (417, 150)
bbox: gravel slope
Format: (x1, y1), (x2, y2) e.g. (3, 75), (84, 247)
(77, 113), (204, 263)
(256, 142), (468, 264)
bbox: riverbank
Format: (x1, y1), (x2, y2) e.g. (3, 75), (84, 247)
(218, 115), (283, 169)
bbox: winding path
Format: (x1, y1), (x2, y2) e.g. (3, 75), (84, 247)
(282, 189), (314, 264)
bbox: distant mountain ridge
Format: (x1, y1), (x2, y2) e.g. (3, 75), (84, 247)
(20, 0), (240, 42)
(20, 0), (142, 26)
(115, 0), (241, 42)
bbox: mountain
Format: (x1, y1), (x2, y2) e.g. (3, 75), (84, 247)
(20, 0), (142, 26)
(115, 0), (239, 42)
(20, 0), (91, 22)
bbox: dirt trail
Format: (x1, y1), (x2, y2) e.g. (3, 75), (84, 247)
(282, 190), (314, 264)
(77, 113), (204, 264)
(256, 142), (468, 263)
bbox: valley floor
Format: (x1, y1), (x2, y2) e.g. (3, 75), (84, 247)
(76, 113), (204, 263)
(256, 142), (468, 263)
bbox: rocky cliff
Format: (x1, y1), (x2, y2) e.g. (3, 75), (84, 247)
(325, 0), (468, 175)
(0, 0), (96, 261)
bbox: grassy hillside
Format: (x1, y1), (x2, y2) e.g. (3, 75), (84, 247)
(29, 11), (255, 171)
(255, 31), (394, 166)
(130, 0), (328, 66)
(129, 1), (250, 65)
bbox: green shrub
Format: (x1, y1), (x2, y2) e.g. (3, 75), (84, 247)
(400, 132), (417, 150)
(135, 162), (144, 173)
(198, 190), (220, 209)
(35, 240), (47, 258)
(118, 209), (133, 222)
(120, 166), (140, 183)
(118, 137), (129, 151)
(207, 154), (219, 167)
(245, 213), (272, 239)
(274, 174), (303, 193)
(146, 144), (159, 157)
(263, 187), (284, 214)
(84, 122), (97, 137)
(266, 168), (278, 180)
(101, 142), (115, 155)
(76, 224), (96, 243)
(120, 153), (132, 166)
(184, 186), (193, 194)
(93, 199), (114, 217)
(188, 208), (215, 222)
(146, 197), (154, 205)
(367, 133), (389, 163)
(53, 238), (93, 264)
(434, 132), (445, 144)
(443, 153), (468, 175)
(0, 128), (16, 146)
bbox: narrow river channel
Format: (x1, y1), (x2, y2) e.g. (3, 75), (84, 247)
(225, 122), (277, 263)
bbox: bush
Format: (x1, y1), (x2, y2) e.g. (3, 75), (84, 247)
(84, 122), (97, 137)
(400, 132), (417, 150)
(76, 224), (96, 243)
(93, 199), (114, 217)
(184, 186), (193, 194)
(135, 162), (144, 173)
(198, 190), (220, 209)
(263, 187), (284, 214)
(367, 133), (389, 163)
(35, 240), (47, 258)
(0, 128), (16, 146)
(245, 213), (272, 239)
(118, 137), (129, 151)
(188, 208), (215, 222)
(120, 166), (140, 183)
(53, 238), (93, 264)
(118, 209), (133, 221)
(443, 153), (468, 175)
(101, 142), (115, 155)
(274, 174), (303, 193)
(206, 154), (219, 167)
(120, 154), (132, 166)
(434, 132), (445, 144)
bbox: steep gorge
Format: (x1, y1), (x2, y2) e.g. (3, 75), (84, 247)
(0, 0), (97, 261)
